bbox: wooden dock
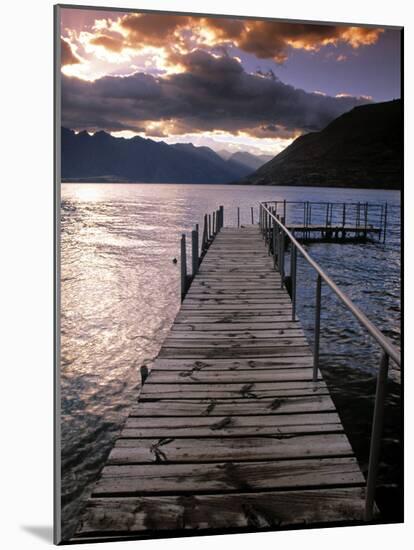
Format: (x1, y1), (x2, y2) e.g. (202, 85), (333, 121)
(72, 224), (369, 542)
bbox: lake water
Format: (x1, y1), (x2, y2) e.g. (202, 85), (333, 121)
(60, 183), (401, 539)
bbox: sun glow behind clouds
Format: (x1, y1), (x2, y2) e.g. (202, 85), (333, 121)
(110, 129), (296, 156)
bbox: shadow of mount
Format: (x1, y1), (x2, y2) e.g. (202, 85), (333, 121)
(238, 99), (402, 189)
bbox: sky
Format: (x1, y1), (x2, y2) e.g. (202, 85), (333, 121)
(60, 7), (401, 156)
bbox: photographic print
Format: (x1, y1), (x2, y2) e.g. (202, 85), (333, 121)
(55, 4), (402, 544)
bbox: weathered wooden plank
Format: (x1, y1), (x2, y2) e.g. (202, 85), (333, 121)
(175, 314), (296, 323)
(151, 357), (315, 370)
(124, 412), (341, 430)
(109, 433), (354, 464)
(183, 299), (292, 306)
(171, 322), (302, 332)
(93, 457), (363, 497)
(162, 337), (308, 348)
(129, 396), (336, 417)
(181, 304), (291, 311)
(158, 346), (311, 358)
(140, 381), (327, 399)
(167, 329), (305, 339)
(121, 413), (342, 437)
(146, 368), (316, 383)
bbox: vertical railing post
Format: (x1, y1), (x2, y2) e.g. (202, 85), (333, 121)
(313, 275), (322, 381)
(365, 352), (390, 520)
(251, 206), (254, 225)
(213, 211), (216, 236)
(208, 214), (211, 241)
(219, 205), (224, 230)
(291, 246), (297, 321)
(364, 202), (368, 239)
(378, 205), (383, 242)
(283, 200), (286, 224)
(180, 233), (187, 301)
(272, 215), (277, 269)
(202, 214), (207, 252)
(237, 207), (240, 228)
(279, 217), (285, 288)
(191, 228), (199, 277)
(259, 204), (262, 234)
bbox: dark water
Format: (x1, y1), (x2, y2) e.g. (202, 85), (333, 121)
(60, 183), (401, 539)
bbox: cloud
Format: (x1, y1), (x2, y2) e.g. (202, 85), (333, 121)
(61, 38), (81, 66)
(74, 13), (384, 65)
(62, 49), (370, 137)
(89, 33), (124, 52)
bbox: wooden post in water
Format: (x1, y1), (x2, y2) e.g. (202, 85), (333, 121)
(202, 214), (207, 252)
(191, 228), (199, 277)
(180, 234), (187, 301)
(237, 207), (240, 228)
(364, 202), (368, 239)
(383, 203), (388, 244)
(341, 203), (346, 240)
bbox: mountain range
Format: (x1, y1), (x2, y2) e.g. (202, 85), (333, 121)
(61, 128), (266, 184)
(240, 99), (402, 189)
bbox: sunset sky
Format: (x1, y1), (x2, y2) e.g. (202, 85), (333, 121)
(60, 7), (401, 155)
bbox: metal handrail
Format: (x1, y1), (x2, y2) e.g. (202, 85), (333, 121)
(260, 202), (400, 365)
(259, 201), (400, 522)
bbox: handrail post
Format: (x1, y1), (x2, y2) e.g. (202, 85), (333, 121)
(279, 217), (285, 288)
(251, 206), (254, 225)
(365, 352), (390, 521)
(272, 216), (277, 269)
(180, 234), (187, 301)
(208, 214), (211, 240)
(191, 228), (199, 277)
(213, 211), (216, 236)
(313, 275), (322, 381)
(237, 207), (240, 228)
(291, 246), (297, 321)
(219, 205), (224, 230)
(202, 214), (207, 252)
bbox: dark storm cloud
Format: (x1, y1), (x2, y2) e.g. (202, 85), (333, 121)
(61, 49), (370, 136)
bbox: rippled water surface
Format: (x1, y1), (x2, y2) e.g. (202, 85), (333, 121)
(60, 183), (401, 539)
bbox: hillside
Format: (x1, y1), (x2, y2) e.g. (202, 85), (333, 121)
(61, 129), (252, 184)
(241, 99), (402, 189)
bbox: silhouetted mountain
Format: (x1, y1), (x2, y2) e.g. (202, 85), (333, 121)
(61, 129), (252, 183)
(240, 99), (402, 189)
(229, 151), (273, 170)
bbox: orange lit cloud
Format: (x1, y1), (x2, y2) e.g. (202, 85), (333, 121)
(70, 13), (384, 67)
